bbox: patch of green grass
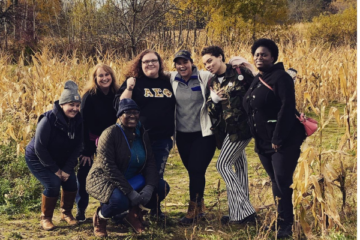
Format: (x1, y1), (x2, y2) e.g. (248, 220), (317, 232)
(6, 232), (23, 240)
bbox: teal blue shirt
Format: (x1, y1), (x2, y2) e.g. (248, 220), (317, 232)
(123, 124), (146, 179)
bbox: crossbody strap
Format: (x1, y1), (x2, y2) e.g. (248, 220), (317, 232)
(258, 77), (301, 119)
(116, 124), (131, 151)
(258, 77), (273, 91)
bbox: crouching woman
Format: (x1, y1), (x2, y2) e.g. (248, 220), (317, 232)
(86, 99), (169, 238)
(25, 80), (83, 230)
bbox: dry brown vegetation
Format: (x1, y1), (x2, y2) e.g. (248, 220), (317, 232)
(0, 39), (356, 239)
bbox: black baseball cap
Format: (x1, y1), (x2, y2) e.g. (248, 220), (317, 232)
(173, 50), (193, 62)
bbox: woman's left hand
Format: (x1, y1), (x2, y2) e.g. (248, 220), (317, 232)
(61, 171), (70, 182)
(272, 143), (281, 152)
(139, 185), (154, 206)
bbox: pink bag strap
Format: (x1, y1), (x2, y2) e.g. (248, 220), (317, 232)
(258, 77), (273, 91)
(295, 113), (304, 121)
(259, 77), (302, 119)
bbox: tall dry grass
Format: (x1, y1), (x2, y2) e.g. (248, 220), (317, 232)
(0, 42), (355, 152)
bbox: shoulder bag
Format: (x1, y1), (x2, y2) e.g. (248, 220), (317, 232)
(258, 77), (318, 136)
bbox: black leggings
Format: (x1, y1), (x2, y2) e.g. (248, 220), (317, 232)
(176, 131), (216, 202)
(257, 144), (301, 224)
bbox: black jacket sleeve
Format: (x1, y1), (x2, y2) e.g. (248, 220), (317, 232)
(272, 72), (297, 145)
(34, 118), (60, 173)
(80, 92), (96, 157)
(113, 81), (127, 111)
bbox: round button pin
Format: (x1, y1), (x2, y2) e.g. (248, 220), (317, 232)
(238, 75), (244, 81)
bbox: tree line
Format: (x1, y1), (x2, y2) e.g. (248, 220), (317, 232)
(0, 0), (355, 60)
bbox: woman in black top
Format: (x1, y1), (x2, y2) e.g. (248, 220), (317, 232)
(115, 49), (176, 217)
(243, 39), (306, 239)
(76, 63), (119, 221)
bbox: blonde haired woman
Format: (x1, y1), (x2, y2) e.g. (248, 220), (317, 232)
(76, 63), (120, 221)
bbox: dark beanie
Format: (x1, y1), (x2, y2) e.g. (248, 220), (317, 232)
(59, 80), (81, 105)
(116, 98), (140, 118)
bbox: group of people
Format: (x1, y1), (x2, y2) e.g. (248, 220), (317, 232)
(25, 38), (306, 239)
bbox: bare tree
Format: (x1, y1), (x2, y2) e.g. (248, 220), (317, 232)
(0, 0), (14, 49)
(110, 0), (174, 56)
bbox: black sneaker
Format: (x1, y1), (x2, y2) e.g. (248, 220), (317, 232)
(221, 213), (257, 225)
(238, 213), (257, 224)
(221, 215), (230, 224)
(75, 209), (86, 222)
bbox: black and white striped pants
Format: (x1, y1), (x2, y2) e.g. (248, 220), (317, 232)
(216, 135), (255, 221)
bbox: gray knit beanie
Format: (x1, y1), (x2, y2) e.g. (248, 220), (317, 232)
(59, 80), (81, 105)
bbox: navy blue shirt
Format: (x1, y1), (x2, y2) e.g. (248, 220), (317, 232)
(25, 101), (83, 173)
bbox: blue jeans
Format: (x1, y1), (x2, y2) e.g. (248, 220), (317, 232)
(151, 138), (173, 179)
(151, 138), (172, 211)
(25, 157), (77, 197)
(101, 179), (170, 218)
(75, 159), (93, 210)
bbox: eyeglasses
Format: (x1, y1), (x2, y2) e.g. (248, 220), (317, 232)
(123, 110), (140, 117)
(142, 59), (159, 65)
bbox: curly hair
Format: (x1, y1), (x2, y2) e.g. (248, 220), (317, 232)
(124, 49), (169, 80)
(201, 46), (225, 62)
(82, 63), (120, 96)
(251, 39), (279, 63)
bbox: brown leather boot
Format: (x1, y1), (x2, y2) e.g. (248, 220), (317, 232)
(93, 207), (108, 237)
(179, 200), (198, 225)
(124, 206), (145, 233)
(60, 190), (78, 226)
(197, 198), (206, 218)
(40, 194), (58, 231)
(137, 207), (149, 228)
